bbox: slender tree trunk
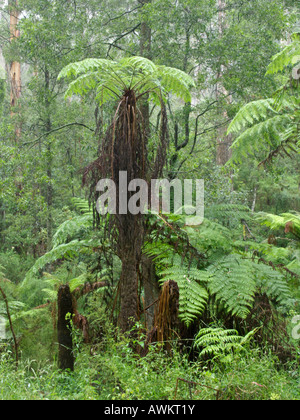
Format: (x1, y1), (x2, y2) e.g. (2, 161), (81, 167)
(216, 0), (233, 166)
(139, 0), (152, 137)
(57, 285), (74, 371)
(138, 0), (161, 331)
(9, 0), (21, 142)
(44, 68), (53, 248)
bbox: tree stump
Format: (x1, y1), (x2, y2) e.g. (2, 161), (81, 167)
(57, 285), (74, 371)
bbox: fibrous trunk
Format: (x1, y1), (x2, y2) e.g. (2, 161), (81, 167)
(57, 285), (74, 371)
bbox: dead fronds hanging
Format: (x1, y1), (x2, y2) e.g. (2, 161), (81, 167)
(142, 280), (180, 355)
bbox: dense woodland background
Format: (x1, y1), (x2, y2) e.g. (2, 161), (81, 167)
(0, 0), (299, 400)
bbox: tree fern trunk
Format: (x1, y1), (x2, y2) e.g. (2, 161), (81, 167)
(119, 251), (139, 332)
(57, 285), (74, 371)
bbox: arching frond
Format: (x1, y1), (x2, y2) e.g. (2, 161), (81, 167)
(58, 56), (195, 107)
(230, 114), (293, 164)
(266, 37), (300, 75)
(58, 58), (117, 80)
(228, 99), (276, 134)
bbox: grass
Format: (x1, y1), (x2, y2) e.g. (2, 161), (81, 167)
(0, 334), (299, 400)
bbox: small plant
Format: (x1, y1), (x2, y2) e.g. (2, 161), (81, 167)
(194, 327), (259, 360)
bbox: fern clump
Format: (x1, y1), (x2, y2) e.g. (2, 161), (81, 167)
(194, 327), (258, 359)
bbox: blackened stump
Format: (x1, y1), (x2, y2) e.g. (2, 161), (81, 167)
(57, 285), (74, 371)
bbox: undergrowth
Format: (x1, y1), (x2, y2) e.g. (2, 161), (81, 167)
(0, 319), (299, 401)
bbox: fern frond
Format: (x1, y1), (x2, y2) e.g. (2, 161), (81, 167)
(230, 114), (292, 164)
(71, 197), (93, 216)
(120, 56), (157, 74)
(155, 65), (195, 103)
(21, 239), (96, 289)
(184, 218), (232, 254)
(266, 38), (300, 75)
(228, 99), (276, 134)
(194, 327), (243, 358)
(208, 254), (257, 319)
(158, 255), (210, 327)
(255, 211), (300, 238)
(52, 215), (93, 248)
(254, 262), (294, 309)
(58, 58), (117, 80)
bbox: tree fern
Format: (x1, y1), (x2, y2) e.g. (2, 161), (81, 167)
(58, 56), (195, 106)
(228, 37), (300, 165)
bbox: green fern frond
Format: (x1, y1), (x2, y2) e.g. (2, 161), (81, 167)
(156, 65), (195, 103)
(21, 239), (96, 289)
(58, 58), (117, 80)
(266, 37), (300, 75)
(120, 56), (157, 74)
(254, 262), (294, 308)
(52, 215), (93, 248)
(59, 56), (195, 106)
(230, 114), (292, 164)
(194, 327), (244, 358)
(184, 219), (232, 254)
(208, 254), (257, 319)
(71, 197), (93, 216)
(159, 259), (210, 327)
(255, 211), (300, 237)
(228, 99), (276, 134)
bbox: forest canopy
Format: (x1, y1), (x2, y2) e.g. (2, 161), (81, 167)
(0, 0), (299, 401)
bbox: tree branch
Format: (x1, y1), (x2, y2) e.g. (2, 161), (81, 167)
(20, 123), (95, 148)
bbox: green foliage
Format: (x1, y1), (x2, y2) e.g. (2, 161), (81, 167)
(266, 35), (300, 75)
(145, 211), (296, 327)
(158, 255), (210, 327)
(58, 56), (195, 106)
(228, 36), (300, 165)
(21, 239), (93, 289)
(256, 211), (300, 239)
(194, 327), (258, 359)
(208, 254), (257, 319)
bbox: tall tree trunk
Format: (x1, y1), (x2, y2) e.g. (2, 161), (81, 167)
(138, 0), (161, 331)
(9, 0), (21, 142)
(57, 285), (74, 371)
(216, 0), (232, 166)
(44, 68), (53, 248)
(139, 0), (152, 137)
